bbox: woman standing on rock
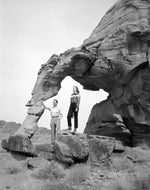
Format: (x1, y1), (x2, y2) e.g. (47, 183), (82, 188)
(67, 86), (81, 133)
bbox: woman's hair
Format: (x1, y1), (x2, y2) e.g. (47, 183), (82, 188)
(73, 86), (79, 94)
(53, 99), (58, 103)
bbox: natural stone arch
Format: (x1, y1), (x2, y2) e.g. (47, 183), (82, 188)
(11, 0), (150, 149)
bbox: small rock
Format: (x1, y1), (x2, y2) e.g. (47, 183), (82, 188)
(113, 140), (125, 152)
(33, 143), (55, 160)
(27, 157), (50, 170)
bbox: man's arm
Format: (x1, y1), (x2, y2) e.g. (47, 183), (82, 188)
(41, 101), (51, 111)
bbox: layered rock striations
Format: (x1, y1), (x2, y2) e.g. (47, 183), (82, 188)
(3, 0), (150, 149)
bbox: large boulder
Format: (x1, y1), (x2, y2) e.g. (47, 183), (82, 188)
(84, 99), (131, 146)
(54, 133), (89, 164)
(1, 136), (55, 160)
(1, 136), (34, 156)
(6, 0), (150, 149)
(1, 130), (125, 164)
(53, 132), (122, 165)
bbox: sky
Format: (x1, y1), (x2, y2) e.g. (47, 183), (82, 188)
(0, 0), (117, 132)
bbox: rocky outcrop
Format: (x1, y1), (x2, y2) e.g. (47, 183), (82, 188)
(14, 101), (44, 138)
(1, 135), (34, 156)
(53, 132), (125, 165)
(84, 99), (131, 146)
(0, 120), (20, 132)
(4, 0), (150, 148)
(1, 130), (124, 164)
(54, 133), (89, 164)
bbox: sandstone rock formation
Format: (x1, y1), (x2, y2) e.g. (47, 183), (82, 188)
(3, 0), (150, 150)
(15, 101), (44, 138)
(49, 132), (123, 165)
(1, 130), (121, 165)
(84, 99), (131, 146)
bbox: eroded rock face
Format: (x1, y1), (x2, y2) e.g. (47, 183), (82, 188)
(84, 99), (131, 146)
(11, 0), (150, 148)
(1, 135), (34, 156)
(15, 101), (44, 138)
(54, 133), (89, 164)
(54, 132), (118, 165)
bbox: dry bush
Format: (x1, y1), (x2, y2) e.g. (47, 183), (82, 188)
(104, 172), (133, 190)
(65, 163), (90, 184)
(4, 158), (22, 174)
(128, 163), (150, 190)
(111, 157), (131, 172)
(22, 174), (42, 190)
(107, 170), (150, 190)
(132, 173), (150, 190)
(32, 161), (65, 180)
(32, 163), (90, 190)
(6, 166), (21, 174)
(40, 181), (77, 190)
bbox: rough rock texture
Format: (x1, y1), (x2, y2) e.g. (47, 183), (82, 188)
(1, 136), (34, 156)
(7, 0), (150, 148)
(33, 143), (55, 160)
(85, 99), (131, 146)
(14, 101), (44, 138)
(1, 128), (125, 164)
(27, 157), (50, 169)
(0, 121), (20, 152)
(54, 133), (89, 164)
(0, 121), (52, 158)
(53, 132), (124, 165)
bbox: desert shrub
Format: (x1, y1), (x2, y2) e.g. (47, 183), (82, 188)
(23, 174), (42, 190)
(40, 181), (77, 190)
(6, 166), (21, 174)
(106, 172), (133, 190)
(32, 161), (65, 180)
(133, 173), (150, 190)
(107, 171), (150, 190)
(65, 163), (90, 184)
(111, 157), (131, 172)
(4, 159), (22, 174)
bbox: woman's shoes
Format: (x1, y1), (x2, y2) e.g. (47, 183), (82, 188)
(64, 128), (77, 135)
(73, 129), (77, 134)
(66, 127), (71, 131)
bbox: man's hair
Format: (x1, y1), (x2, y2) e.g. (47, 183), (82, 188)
(53, 99), (58, 103)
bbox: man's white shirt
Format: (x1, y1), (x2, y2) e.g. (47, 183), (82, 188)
(49, 106), (62, 118)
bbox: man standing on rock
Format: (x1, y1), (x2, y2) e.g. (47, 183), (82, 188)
(42, 99), (63, 143)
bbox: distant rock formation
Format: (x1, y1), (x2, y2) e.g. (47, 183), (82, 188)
(4, 0), (150, 149)
(0, 120), (20, 133)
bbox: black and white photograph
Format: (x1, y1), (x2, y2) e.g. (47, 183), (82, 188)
(0, 0), (150, 189)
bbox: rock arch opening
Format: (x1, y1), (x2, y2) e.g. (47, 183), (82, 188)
(39, 76), (108, 133)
